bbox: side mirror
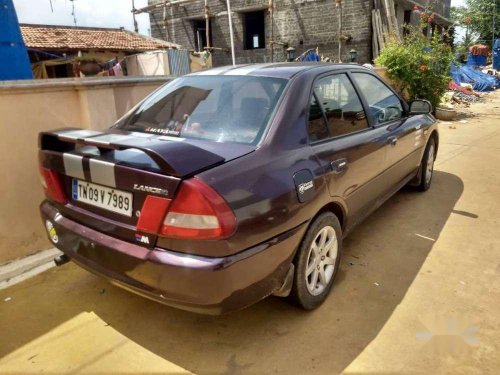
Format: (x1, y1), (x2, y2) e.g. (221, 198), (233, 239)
(409, 99), (432, 115)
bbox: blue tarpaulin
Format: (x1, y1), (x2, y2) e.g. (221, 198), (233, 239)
(296, 49), (321, 62)
(493, 39), (500, 71)
(0, 0), (32, 80)
(467, 52), (487, 67)
(451, 63), (499, 92)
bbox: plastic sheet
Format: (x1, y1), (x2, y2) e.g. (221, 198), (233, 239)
(296, 49), (321, 62)
(467, 53), (487, 67)
(450, 63), (499, 92)
(0, 0), (33, 80)
(494, 39), (500, 71)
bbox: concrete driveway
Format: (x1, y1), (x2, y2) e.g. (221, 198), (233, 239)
(1, 92), (499, 374)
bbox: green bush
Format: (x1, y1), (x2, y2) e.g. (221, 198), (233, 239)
(376, 27), (454, 110)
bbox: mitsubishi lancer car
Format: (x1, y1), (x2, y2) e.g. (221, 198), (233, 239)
(39, 63), (437, 314)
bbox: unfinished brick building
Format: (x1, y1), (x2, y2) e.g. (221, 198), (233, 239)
(146, 0), (452, 67)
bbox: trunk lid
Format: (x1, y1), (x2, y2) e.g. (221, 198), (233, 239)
(39, 128), (253, 246)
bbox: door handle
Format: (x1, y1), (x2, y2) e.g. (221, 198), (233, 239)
(388, 136), (398, 146)
(331, 159), (348, 174)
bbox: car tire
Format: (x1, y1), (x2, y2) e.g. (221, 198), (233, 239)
(415, 137), (436, 191)
(288, 212), (342, 310)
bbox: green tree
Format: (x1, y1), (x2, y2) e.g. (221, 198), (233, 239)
(451, 0), (500, 47)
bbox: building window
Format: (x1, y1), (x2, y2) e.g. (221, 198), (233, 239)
(193, 20), (212, 51)
(403, 10), (411, 36)
(244, 11), (265, 50)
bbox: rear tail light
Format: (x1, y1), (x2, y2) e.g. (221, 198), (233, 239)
(158, 178), (236, 240)
(137, 196), (171, 234)
(39, 167), (67, 204)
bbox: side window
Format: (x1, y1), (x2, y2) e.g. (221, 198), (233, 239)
(351, 73), (403, 125)
(308, 94), (329, 142)
(313, 74), (368, 138)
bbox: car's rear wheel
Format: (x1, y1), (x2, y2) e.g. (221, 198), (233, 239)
(289, 212), (342, 310)
(415, 137), (436, 191)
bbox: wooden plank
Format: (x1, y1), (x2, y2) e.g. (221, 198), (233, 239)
(383, 0), (401, 41)
(379, 9), (389, 44)
(382, 0), (393, 34)
(388, 0), (401, 41)
(376, 9), (385, 49)
(374, 9), (382, 51)
(372, 9), (379, 58)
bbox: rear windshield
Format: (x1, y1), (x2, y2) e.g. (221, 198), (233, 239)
(115, 75), (288, 145)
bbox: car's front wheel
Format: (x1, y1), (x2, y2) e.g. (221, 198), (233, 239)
(289, 212), (342, 310)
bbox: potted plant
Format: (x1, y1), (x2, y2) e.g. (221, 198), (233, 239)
(435, 92), (457, 121)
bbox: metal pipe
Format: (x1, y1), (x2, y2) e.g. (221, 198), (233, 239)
(226, 0), (236, 66)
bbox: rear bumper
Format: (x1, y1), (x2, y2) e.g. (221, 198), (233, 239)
(40, 201), (305, 314)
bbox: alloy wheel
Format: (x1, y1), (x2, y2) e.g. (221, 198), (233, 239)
(426, 143), (435, 185)
(305, 226), (338, 296)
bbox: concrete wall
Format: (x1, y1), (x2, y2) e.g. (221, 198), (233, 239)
(0, 76), (171, 264)
(150, 0), (372, 65)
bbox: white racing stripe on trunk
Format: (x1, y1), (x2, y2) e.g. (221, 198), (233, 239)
(57, 129), (103, 141)
(85, 134), (136, 145)
(89, 159), (116, 188)
(191, 66), (234, 75)
(63, 154), (85, 180)
(129, 131), (156, 138)
(222, 64), (276, 76)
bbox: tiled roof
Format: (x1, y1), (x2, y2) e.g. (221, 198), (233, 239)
(20, 24), (179, 52)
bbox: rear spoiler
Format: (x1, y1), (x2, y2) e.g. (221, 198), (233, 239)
(39, 128), (225, 177)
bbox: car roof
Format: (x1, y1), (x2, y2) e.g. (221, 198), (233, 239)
(187, 62), (371, 80)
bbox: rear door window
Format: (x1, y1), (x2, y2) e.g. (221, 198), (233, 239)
(116, 75), (287, 145)
(308, 94), (329, 142)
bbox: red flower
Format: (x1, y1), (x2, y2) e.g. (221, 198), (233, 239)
(413, 5), (419, 11)
(428, 17), (433, 23)
(419, 65), (427, 71)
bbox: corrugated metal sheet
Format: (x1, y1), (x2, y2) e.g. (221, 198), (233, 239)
(167, 49), (191, 77)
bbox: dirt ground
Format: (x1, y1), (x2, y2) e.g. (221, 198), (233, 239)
(1, 91), (500, 374)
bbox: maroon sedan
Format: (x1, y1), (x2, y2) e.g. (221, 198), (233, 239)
(39, 63), (437, 314)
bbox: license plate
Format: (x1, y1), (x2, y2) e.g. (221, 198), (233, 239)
(72, 179), (133, 217)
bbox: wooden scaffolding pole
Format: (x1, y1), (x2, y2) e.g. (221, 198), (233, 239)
(132, 0), (224, 56)
(133, 0), (198, 14)
(337, 0), (343, 62)
(205, 0), (210, 48)
(269, 0), (274, 62)
(132, 0), (139, 32)
(226, 0), (236, 66)
(163, 2), (167, 30)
